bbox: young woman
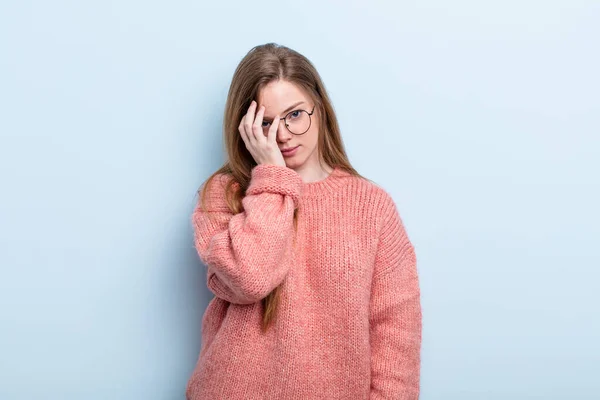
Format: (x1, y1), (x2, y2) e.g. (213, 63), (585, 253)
(186, 43), (421, 400)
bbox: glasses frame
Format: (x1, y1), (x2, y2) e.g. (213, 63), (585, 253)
(269, 105), (316, 135)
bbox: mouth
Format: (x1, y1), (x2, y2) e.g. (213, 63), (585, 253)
(281, 145), (299, 153)
(280, 145), (300, 157)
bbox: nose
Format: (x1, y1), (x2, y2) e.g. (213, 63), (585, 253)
(276, 119), (292, 142)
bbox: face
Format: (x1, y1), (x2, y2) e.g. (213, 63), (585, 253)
(257, 80), (320, 172)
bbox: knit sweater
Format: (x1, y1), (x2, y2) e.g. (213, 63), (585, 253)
(186, 164), (421, 400)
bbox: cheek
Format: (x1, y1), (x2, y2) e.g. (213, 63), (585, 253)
(304, 126), (319, 150)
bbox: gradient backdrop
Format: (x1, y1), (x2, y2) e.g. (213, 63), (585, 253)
(1, 1), (598, 399)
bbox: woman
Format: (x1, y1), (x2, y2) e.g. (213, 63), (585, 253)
(186, 43), (421, 400)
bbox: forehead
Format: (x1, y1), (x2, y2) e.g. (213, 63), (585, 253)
(257, 80), (309, 110)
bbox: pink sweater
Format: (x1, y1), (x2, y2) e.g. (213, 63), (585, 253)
(186, 164), (421, 399)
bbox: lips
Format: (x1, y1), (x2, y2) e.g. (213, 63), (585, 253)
(281, 146), (299, 153)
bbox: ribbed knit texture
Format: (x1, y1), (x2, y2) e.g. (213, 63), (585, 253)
(186, 164), (421, 400)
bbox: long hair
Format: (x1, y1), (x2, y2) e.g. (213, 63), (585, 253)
(198, 42), (364, 333)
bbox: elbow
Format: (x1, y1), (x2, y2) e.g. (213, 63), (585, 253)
(231, 273), (281, 304)
(202, 241), (292, 304)
(207, 268), (280, 305)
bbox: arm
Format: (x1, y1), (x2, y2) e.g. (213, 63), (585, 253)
(192, 164), (302, 305)
(370, 197), (422, 399)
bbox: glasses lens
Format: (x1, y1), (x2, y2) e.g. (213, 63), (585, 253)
(285, 110), (310, 135)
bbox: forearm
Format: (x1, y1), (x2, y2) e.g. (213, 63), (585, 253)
(199, 192), (297, 304)
(193, 164), (303, 304)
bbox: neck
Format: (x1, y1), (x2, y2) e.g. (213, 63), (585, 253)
(292, 163), (334, 184)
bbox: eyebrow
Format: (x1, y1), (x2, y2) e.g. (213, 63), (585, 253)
(264, 101), (305, 120)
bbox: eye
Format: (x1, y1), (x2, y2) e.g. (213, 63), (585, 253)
(261, 121), (271, 128)
(289, 110), (301, 119)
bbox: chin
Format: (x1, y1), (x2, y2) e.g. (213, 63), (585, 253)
(284, 157), (305, 169)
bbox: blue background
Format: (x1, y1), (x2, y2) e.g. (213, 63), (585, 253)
(1, 1), (598, 399)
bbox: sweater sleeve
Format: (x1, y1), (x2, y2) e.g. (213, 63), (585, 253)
(369, 196), (422, 399)
(192, 164), (303, 305)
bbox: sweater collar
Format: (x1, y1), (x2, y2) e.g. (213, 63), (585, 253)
(301, 166), (349, 197)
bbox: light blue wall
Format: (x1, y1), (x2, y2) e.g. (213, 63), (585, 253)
(1, 1), (598, 399)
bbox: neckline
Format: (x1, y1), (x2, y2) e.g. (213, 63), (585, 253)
(301, 166), (347, 197)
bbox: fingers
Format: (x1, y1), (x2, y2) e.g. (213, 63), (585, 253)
(238, 117), (247, 144)
(253, 104), (266, 143)
(267, 114), (280, 145)
(239, 101), (280, 165)
(243, 101), (258, 146)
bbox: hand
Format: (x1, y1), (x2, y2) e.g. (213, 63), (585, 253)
(238, 100), (286, 167)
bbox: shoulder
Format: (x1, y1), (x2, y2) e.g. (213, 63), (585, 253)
(200, 172), (231, 196)
(341, 172), (405, 236)
(340, 170), (399, 212)
(208, 172), (238, 191)
(197, 172), (240, 212)
(357, 178), (415, 263)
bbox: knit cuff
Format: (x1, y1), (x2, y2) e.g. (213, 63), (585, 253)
(246, 164), (303, 208)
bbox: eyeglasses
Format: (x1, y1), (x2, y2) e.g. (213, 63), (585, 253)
(261, 105), (315, 135)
